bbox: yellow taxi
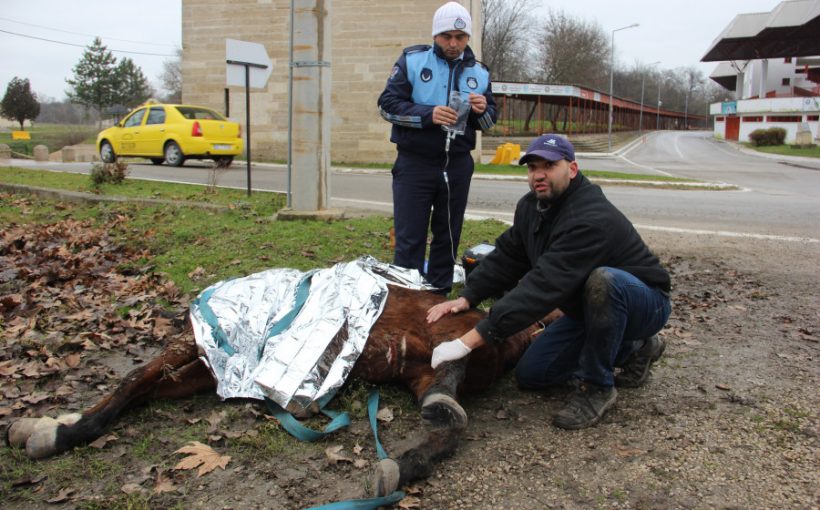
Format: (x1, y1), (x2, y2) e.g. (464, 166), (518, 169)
(96, 102), (243, 167)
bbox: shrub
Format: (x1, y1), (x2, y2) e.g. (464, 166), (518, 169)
(90, 160), (129, 187)
(749, 127), (787, 146)
(768, 127), (786, 145)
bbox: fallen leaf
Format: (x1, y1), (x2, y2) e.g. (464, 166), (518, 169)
(376, 407), (394, 423)
(398, 496), (421, 508)
(615, 445), (646, 457)
(21, 392), (50, 404)
(64, 353), (82, 368)
(353, 444), (363, 455)
(206, 410), (225, 428)
(153, 471), (178, 494)
(89, 433), (118, 449)
(174, 441), (231, 476)
(47, 487), (74, 504)
(120, 483), (145, 494)
(188, 267), (206, 279)
(715, 384), (731, 391)
(325, 445), (353, 464)
(353, 459), (369, 469)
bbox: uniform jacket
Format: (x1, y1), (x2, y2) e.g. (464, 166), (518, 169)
(377, 44), (497, 157)
(461, 173), (671, 343)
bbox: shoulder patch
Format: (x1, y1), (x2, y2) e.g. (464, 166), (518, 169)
(389, 65), (400, 81)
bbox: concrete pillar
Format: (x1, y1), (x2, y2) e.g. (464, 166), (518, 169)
(291, 0), (332, 212)
(735, 72), (745, 100)
(0, 143), (10, 163)
(759, 59), (768, 98)
(33, 145), (49, 162)
(62, 146), (76, 162)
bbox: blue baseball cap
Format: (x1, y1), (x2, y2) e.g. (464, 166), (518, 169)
(518, 134), (576, 165)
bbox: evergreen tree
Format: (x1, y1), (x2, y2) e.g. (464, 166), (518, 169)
(113, 58), (154, 108)
(1, 77), (41, 130)
(66, 37), (118, 125)
(66, 38), (153, 125)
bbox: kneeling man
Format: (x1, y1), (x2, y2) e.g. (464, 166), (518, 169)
(427, 134), (671, 429)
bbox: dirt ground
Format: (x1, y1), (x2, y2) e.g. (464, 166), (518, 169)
(2, 224), (819, 509)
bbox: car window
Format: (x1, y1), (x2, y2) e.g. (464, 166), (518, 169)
(174, 106), (226, 121)
(146, 107), (166, 125)
(123, 109), (146, 128)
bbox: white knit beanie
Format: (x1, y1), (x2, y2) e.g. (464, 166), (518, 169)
(432, 2), (472, 37)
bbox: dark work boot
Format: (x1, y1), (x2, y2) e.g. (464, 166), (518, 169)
(552, 382), (617, 430)
(616, 335), (666, 388)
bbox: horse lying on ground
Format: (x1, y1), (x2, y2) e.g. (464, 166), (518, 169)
(7, 284), (547, 496)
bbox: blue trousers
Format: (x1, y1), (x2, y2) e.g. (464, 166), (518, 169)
(515, 267), (672, 388)
(391, 150), (473, 291)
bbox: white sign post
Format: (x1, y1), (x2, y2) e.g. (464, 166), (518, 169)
(226, 39), (272, 196)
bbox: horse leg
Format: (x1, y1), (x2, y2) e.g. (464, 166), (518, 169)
(7, 336), (206, 459)
(373, 428), (461, 497)
(373, 356), (470, 496)
(420, 357), (468, 429)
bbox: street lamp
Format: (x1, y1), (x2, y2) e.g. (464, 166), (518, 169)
(656, 79), (663, 131)
(639, 61), (660, 132)
(608, 23), (639, 152)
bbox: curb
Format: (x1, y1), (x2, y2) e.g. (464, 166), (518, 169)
(717, 139), (820, 170)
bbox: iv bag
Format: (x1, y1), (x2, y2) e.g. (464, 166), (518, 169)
(442, 91), (471, 136)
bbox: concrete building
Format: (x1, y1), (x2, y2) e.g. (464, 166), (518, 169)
(182, 0), (483, 165)
(702, 0), (820, 144)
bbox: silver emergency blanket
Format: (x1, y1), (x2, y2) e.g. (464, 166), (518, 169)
(190, 256), (464, 414)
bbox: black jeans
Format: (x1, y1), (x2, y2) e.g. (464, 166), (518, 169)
(515, 267), (672, 388)
(391, 150), (473, 291)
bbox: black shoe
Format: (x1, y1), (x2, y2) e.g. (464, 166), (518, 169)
(616, 335), (666, 388)
(552, 382), (617, 430)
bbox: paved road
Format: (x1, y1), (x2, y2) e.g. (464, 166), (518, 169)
(8, 131), (820, 242)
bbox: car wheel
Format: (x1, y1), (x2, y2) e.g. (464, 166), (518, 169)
(100, 141), (115, 163)
(150, 158), (164, 165)
(164, 142), (185, 167)
(215, 156), (234, 168)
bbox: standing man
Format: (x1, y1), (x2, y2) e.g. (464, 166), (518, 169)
(426, 134), (672, 430)
(378, 1), (497, 293)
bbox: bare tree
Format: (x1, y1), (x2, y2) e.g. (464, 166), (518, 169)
(160, 48), (182, 103)
(536, 9), (610, 89)
(481, 0), (537, 82)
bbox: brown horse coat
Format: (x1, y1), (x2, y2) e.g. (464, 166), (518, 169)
(8, 284), (541, 495)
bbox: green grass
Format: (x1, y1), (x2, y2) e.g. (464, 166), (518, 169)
(743, 143), (820, 158)
(0, 166), (509, 296)
(0, 123), (97, 156)
(474, 163), (697, 182)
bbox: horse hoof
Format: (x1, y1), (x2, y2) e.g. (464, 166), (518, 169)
(421, 393), (468, 430)
(372, 458), (400, 497)
(22, 414), (81, 459)
(8, 418), (43, 448)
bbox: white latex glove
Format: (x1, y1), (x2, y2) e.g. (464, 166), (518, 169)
(431, 338), (472, 369)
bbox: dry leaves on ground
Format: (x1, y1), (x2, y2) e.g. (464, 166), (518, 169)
(174, 441), (231, 476)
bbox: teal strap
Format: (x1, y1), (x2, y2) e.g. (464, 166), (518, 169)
(303, 491), (405, 510)
(304, 391), (405, 509)
(265, 398), (351, 442)
(367, 390), (389, 460)
(194, 288), (236, 356)
(262, 276), (312, 355)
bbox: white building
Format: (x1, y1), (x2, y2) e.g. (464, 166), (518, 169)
(702, 0), (820, 143)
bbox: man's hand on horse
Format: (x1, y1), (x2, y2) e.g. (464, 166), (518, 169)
(426, 297), (470, 323)
(431, 338), (472, 369)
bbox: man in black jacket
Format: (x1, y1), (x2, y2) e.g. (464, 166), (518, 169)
(426, 134), (672, 429)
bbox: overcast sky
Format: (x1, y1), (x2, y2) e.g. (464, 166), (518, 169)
(1, 0), (785, 101)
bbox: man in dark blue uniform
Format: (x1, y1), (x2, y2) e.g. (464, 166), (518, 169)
(378, 1), (497, 293)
